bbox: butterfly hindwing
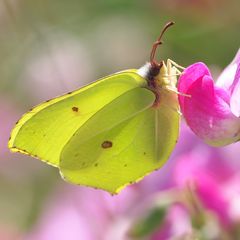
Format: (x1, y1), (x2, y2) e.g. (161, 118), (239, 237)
(60, 88), (179, 194)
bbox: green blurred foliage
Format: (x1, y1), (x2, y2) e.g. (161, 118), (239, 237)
(1, 0), (239, 96)
(128, 206), (167, 238)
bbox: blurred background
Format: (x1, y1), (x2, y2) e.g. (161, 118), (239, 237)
(0, 0), (240, 239)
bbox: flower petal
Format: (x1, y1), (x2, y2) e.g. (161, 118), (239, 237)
(174, 151), (232, 226)
(178, 66), (240, 146)
(178, 62), (211, 114)
(230, 64), (240, 117)
(216, 48), (240, 92)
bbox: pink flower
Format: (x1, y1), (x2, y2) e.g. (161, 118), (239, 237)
(26, 183), (168, 240)
(174, 148), (233, 227)
(151, 203), (192, 240)
(178, 49), (240, 146)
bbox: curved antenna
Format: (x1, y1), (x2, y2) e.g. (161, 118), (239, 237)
(150, 21), (175, 68)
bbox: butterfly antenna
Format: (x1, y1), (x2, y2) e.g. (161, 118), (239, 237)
(150, 21), (175, 68)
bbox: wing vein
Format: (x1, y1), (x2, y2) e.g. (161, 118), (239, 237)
(69, 88), (153, 145)
(108, 111), (147, 160)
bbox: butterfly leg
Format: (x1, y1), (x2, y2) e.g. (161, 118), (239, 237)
(163, 85), (191, 98)
(167, 59), (185, 70)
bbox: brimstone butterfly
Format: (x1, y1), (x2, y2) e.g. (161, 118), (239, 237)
(8, 22), (182, 194)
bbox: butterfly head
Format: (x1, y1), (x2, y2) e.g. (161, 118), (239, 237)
(137, 22), (184, 92)
(137, 60), (180, 90)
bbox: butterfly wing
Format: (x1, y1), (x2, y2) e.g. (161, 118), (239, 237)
(8, 71), (148, 166)
(60, 88), (179, 194)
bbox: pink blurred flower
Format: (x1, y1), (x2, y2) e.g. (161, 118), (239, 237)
(223, 174), (240, 221)
(23, 35), (94, 102)
(25, 185), (142, 240)
(25, 183), (195, 240)
(173, 138), (240, 230)
(151, 203), (192, 240)
(174, 148), (233, 227)
(178, 49), (240, 146)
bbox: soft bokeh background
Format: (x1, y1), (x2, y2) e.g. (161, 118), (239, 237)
(0, 0), (240, 239)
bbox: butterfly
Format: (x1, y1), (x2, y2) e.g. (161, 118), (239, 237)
(8, 22), (183, 194)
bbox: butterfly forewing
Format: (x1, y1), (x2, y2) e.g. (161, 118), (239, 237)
(9, 71), (147, 166)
